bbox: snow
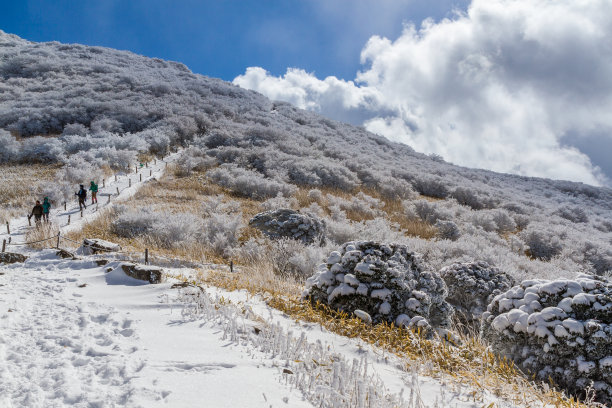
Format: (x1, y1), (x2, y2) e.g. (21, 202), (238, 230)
(0, 249), (521, 407)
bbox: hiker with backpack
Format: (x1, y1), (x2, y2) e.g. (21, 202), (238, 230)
(42, 197), (51, 222)
(89, 181), (98, 204)
(76, 185), (87, 210)
(28, 200), (44, 225)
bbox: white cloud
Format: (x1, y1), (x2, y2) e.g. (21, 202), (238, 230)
(234, 0), (612, 186)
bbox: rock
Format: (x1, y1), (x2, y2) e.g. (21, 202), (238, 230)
(56, 249), (77, 260)
(481, 274), (612, 405)
(439, 261), (515, 328)
(303, 241), (452, 334)
(249, 209), (325, 245)
(121, 262), (164, 284)
(82, 238), (121, 255)
(95, 259), (109, 266)
(0, 252), (27, 264)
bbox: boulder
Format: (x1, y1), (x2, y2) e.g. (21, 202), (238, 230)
(439, 261), (515, 327)
(303, 241), (452, 333)
(249, 209), (325, 245)
(121, 262), (164, 284)
(0, 252), (27, 264)
(82, 238), (121, 255)
(482, 274), (612, 405)
(56, 249), (77, 260)
(95, 259), (109, 266)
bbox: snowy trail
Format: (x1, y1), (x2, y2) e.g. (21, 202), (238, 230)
(0, 251), (313, 408)
(0, 152), (180, 247)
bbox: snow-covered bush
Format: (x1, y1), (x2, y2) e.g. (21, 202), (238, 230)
(451, 187), (494, 210)
(0, 130), (20, 162)
(522, 228), (564, 260)
(260, 193), (298, 211)
(327, 192), (384, 218)
(408, 200), (449, 224)
(481, 275), (612, 405)
(411, 176), (449, 199)
(249, 208), (325, 245)
(439, 261), (515, 327)
(303, 241), (453, 332)
(555, 206), (589, 224)
(207, 164), (296, 199)
(435, 220), (460, 241)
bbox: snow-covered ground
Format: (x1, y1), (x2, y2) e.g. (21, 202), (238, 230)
(0, 246), (522, 407)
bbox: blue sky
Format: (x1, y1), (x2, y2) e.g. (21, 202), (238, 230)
(0, 0), (468, 81)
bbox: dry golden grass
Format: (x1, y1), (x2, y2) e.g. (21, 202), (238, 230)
(0, 163), (61, 223)
(24, 222), (60, 249)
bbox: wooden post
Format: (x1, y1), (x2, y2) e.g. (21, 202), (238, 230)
(2, 239), (6, 253)
(230, 260), (234, 273)
(135, 165), (137, 174)
(103, 179), (105, 188)
(80, 209), (83, 218)
(68, 215), (71, 225)
(149, 169), (152, 177)
(5, 222), (9, 234)
(139, 173), (142, 182)
(107, 195), (111, 204)
(116, 187), (119, 195)
(115, 175), (117, 182)
(129, 178), (132, 187)
(56, 232), (61, 249)
(64, 202), (67, 211)
(28, 217), (31, 227)
(145, 248), (149, 265)
(145, 162), (148, 168)
(165, 162), (168, 169)
(154, 159), (157, 165)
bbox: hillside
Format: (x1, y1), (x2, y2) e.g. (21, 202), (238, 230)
(1, 30), (611, 406)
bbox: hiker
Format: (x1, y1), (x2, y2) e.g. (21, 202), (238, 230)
(75, 184), (87, 210)
(42, 197), (51, 222)
(89, 181), (98, 204)
(29, 200), (44, 225)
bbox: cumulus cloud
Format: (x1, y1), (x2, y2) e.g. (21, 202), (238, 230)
(234, 0), (612, 186)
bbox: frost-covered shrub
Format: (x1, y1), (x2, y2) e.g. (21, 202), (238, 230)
(522, 228), (564, 261)
(0, 130), (20, 162)
(582, 242), (612, 276)
(58, 155), (100, 185)
(513, 214), (530, 230)
(555, 206), (589, 224)
(111, 207), (155, 238)
(435, 220), (460, 241)
(249, 209), (325, 245)
(482, 275), (612, 405)
(201, 212), (244, 256)
(409, 200), (449, 224)
(207, 164), (296, 199)
(327, 192), (384, 218)
(411, 177), (449, 199)
(303, 241), (453, 331)
(307, 188), (323, 202)
(439, 261), (515, 326)
(375, 177), (417, 200)
(260, 193), (298, 211)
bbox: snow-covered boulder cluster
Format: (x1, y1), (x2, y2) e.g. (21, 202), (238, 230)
(440, 261), (515, 327)
(303, 241), (452, 332)
(249, 209), (325, 245)
(482, 275), (612, 405)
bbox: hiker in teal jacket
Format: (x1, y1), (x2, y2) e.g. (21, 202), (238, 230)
(89, 181), (98, 204)
(42, 197), (51, 222)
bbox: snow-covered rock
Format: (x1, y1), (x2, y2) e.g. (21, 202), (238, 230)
(120, 263), (165, 284)
(81, 238), (121, 255)
(0, 252), (27, 264)
(439, 261), (515, 327)
(249, 208), (325, 245)
(482, 274), (612, 405)
(303, 241), (452, 332)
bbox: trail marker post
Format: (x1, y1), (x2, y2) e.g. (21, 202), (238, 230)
(145, 248), (149, 265)
(149, 169), (152, 177)
(68, 215), (71, 225)
(108, 195), (111, 204)
(2, 239), (6, 253)
(5, 222), (9, 234)
(103, 179), (105, 188)
(230, 260), (234, 273)
(56, 232), (61, 249)
(28, 217), (31, 227)
(115, 175), (117, 182)
(140, 173), (142, 182)
(129, 178), (132, 187)
(64, 202), (67, 211)
(116, 187), (120, 195)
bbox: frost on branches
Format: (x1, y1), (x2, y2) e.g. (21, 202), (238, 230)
(481, 275), (612, 405)
(439, 261), (515, 327)
(249, 209), (326, 245)
(303, 241), (453, 333)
